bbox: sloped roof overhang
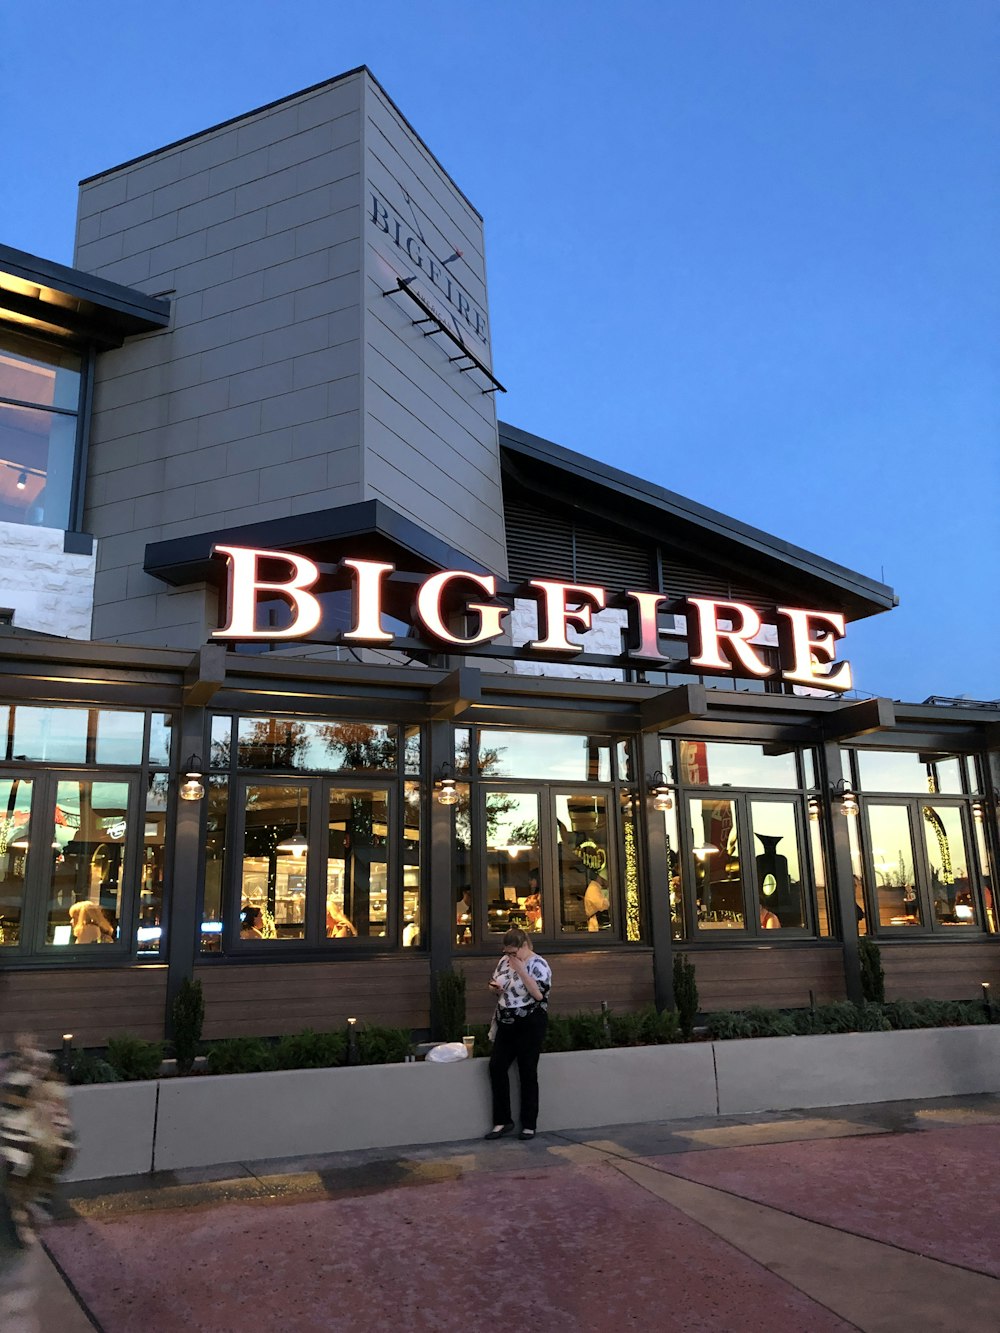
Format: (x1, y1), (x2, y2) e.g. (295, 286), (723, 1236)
(499, 422), (897, 623)
(0, 244), (170, 349)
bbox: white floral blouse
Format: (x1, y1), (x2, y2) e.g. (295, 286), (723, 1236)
(491, 953), (552, 1023)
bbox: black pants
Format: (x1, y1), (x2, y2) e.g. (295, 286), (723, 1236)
(489, 1009), (547, 1130)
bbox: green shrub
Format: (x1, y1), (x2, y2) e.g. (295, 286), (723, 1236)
(704, 1011), (754, 1041)
(673, 953), (699, 1040)
(273, 1029), (346, 1069)
(743, 1006), (798, 1038)
(854, 1001), (891, 1032)
(811, 1002), (862, 1035)
(638, 1005), (681, 1045)
(543, 1015), (574, 1052)
(568, 1010), (612, 1050)
(106, 1034), (164, 1081)
(356, 1024), (412, 1065)
(608, 1011), (644, 1047)
(882, 1000), (922, 1030)
(433, 968), (467, 1042)
(69, 1053), (122, 1085)
(205, 1037), (277, 1076)
(172, 977), (204, 1075)
(858, 938), (885, 1004)
(469, 1023), (492, 1057)
(957, 1001), (988, 1026)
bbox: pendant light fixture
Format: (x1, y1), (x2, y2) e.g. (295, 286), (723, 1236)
(277, 787), (309, 856)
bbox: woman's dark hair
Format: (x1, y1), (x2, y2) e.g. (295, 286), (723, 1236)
(503, 927), (531, 949)
(240, 905), (261, 930)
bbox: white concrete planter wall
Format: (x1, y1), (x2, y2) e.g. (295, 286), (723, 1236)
(67, 1026), (1000, 1182)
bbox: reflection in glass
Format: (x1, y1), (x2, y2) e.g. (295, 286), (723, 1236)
(210, 716), (233, 768)
(690, 798), (743, 929)
(801, 749), (817, 791)
(657, 739), (675, 784)
(622, 791), (640, 941)
(0, 404), (78, 529)
(618, 740), (635, 783)
(663, 800), (684, 939)
(678, 741), (796, 790)
(868, 805), (920, 927)
(326, 789), (389, 939)
(0, 778), (32, 945)
(148, 714), (173, 768)
(485, 792), (541, 934)
(236, 717), (397, 772)
(137, 774), (168, 954)
(241, 784), (309, 940)
(557, 794), (612, 933)
(13, 706), (88, 763)
(847, 813), (868, 935)
(402, 782), (421, 947)
(922, 805), (976, 927)
(808, 809), (833, 936)
(750, 802), (805, 929)
(202, 779), (227, 952)
(404, 727), (421, 777)
(478, 731), (611, 782)
(454, 728), (472, 775)
(454, 783), (473, 945)
(972, 815), (995, 933)
(96, 710), (145, 766)
(48, 780), (129, 945)
(857, 750), (965, 795)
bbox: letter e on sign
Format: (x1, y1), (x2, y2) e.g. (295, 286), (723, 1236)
(212, 545), (322, 639)
(777, 608), (852, 692)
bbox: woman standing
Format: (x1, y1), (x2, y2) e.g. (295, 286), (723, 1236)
(485, 928), (552, 1141)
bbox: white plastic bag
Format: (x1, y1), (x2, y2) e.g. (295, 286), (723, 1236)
(424, 1042), (469, 1063)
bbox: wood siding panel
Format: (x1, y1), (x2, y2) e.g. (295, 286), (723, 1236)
(0, 967), (168, 1049)
(458, 950), (654, 1024)
(880, 941), (1000, 1001)
(691, 946), (847, 1012)
(194, 956), (431, 1038)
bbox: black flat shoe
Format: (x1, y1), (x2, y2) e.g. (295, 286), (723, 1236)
(518, 1129), (536, 1140)
(484, 1122), (515, 1140)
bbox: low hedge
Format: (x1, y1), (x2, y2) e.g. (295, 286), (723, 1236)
(705, 998), (991, 1041)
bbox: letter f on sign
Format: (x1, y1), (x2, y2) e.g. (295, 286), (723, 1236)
(212, 545), (322, 638)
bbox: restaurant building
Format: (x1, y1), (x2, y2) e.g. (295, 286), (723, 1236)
(0, 68), (997, 1049)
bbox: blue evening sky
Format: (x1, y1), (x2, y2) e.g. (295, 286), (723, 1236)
(2, 2), (996, 703)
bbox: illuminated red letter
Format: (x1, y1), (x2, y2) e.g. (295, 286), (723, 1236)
(776, 607), (852, 692)
(212, 545), (322, 639)
(416, 570), (507, 646)
(684, 597), (774, 678)
(341, 559), (395, 644)
(527, 581), (607, 653)
(624, 590), (671, 661)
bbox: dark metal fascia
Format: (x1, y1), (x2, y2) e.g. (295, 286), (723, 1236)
(0, 244), (171, 333)
(499, 421), (897, 617)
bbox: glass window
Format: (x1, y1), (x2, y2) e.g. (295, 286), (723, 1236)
(454, 782), (474, 946)
(95, 710), (145, 766)
(236, 718), (397, 771)
(454, 728), (472, 775)
(847, 810), (868, 934)
(678, 741), (797, 790)
(202, 778), (227, 952)
(137, 774), (167, 954)
(801, 749), (818, 791)
(0, 331), (82, 531)
(485, 792), (542, 935)
(662, 799), (684, 940)
(240, 783), (309, 941)
(622, 792), (641, 941)
(922, 805), (977, 927)
(210, 716), (233, 768)
(750, 801), (806, 929)
(868, 804), (920, 927)
(807, 802), (833, 936)
(972, 809), (995, 933)
(0, 777), (32, 946)
(478, 730), (611, 782)
(13, 706), (88, 763)
(404, 727), (421, 777)
(48, 779), (129, 946)
(326, 789), (389, 939)
(857, 750), (966, 795)
(556, 794), (613, 934)
(402, 781), (421, 947)
(690, 798), (743, 929)
(657, 739), (675, 783)
(148, 714), (173, 768)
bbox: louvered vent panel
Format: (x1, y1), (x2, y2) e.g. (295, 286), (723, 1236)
(505, 498), (574, 582)
(575, 526), (655, 591)
(661, 554), (774, 612)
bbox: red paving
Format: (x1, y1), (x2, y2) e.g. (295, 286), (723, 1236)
(46, 1161), (853, 1333)
(654, 1123), (1000, 1278)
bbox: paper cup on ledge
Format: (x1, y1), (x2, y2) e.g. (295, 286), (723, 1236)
(462, 1035), (476, 1059)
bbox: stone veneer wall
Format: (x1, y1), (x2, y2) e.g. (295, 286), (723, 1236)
(0, 523), (96, 638)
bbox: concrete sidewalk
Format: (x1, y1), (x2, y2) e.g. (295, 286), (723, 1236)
(40, 1092), (1000, 1332)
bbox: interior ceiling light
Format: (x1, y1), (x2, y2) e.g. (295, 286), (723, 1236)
(15, 472), (27, 490)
